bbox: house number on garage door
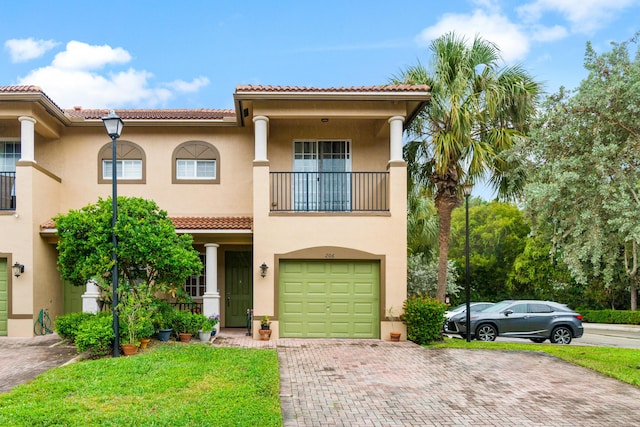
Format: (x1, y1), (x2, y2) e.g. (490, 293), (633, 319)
(325, 253), (335, 259)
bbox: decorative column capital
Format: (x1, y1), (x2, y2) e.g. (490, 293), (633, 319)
(204, 243), (220, 248)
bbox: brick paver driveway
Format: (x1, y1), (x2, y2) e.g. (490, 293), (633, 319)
(277, 339), (640, 427)
(0, 334), (77, 393)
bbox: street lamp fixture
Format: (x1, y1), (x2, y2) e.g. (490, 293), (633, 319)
(102, 110), (124, 357)
(462, 183), (473, 342)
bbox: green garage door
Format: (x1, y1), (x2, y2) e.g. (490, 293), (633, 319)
(0, 259), (7, 336)
(279, 260), (379, 338)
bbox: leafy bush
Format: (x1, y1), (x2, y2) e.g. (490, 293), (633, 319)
(172, 310), (201, 335)
(152, 299), (176, 330)
(75, 314), (115, 358)
(54, 312), (96, 342)
(580, 309), (640, 325)
(402, 295), (447, 344)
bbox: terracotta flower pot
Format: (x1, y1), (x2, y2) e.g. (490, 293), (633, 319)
(139, 338), (151, 349)
(121, 343), (139, 356)
(258, 329), (272, 341)
(390, 332), (401, 342)
(179, 333), (192, 343)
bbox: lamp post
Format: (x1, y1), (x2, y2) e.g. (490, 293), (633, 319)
(462, 183), (473, 343)
(102, 110), (124, 357)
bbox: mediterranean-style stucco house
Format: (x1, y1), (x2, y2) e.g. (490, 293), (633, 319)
(0, 84), (430, 339)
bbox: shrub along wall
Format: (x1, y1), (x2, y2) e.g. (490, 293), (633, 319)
(581, 310), (640, 325)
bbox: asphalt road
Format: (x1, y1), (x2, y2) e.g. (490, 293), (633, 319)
(446, 323), (640, 348)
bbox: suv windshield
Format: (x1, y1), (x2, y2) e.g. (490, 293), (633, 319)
(481, 301), (513, 313)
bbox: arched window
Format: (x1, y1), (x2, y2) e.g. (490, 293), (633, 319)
(172, 141), (220, 184)
(98, 140), (146, 184)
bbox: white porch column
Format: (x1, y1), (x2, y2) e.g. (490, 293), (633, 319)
(81, 280), (101, 314)
(202, 243), (221, 333)
(18, 116), (36, 163)
(388, 116), (405, 162)
(253, 115), (269, 161)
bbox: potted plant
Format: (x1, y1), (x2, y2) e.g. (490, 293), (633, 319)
(198, 314), (219, 342)
(259, 315), (272, 340)
(136, 317), (154, 349)
(153, 300), (175, 342)
(172, 310), (200, 343)
(388, 307), (402, 342)
(118, 285), (155, 355)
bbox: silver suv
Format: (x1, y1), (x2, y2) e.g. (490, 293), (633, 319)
(448, 300), (584, 344)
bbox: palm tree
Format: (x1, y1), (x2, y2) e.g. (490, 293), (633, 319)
(393, 32), (540, 302)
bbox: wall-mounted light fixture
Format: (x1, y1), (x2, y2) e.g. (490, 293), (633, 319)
(12, 262), (24, 277)
(260, 262), (269, 278)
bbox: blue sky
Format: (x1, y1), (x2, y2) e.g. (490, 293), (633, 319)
(2, 0), (639, 111)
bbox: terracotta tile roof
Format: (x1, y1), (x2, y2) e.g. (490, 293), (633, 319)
(0, 85), (43, 93)
(171, 216), (252, 230)
(40, 216), (252, 231)
(65, 108), (236, 120)
(235, 84), (430, 93)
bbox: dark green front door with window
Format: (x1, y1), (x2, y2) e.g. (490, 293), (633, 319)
(224, 251), (252, 327)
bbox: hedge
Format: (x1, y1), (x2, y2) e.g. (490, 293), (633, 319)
(580, 309), (640, 325)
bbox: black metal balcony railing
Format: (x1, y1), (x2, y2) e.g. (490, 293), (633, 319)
(270, 171), (389, 212)
(0, 172), (16, 210)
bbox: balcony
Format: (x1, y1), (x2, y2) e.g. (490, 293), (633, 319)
(270, 171), (389, 212)
(0, 172), (16, 210)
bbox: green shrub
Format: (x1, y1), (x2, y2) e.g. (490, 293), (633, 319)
(75, 314), (115, 358)
(402, 295), (447, 345)
(54, 312), (96, 342)
(152, 299), (176, 330)
(581, 309), (640, 325)
(172, 310), (201, 336)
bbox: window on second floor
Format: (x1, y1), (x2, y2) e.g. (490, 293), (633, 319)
(0, 142), (20, 172)
(172, 141), (220, 184)
(98, 140), (146, 184)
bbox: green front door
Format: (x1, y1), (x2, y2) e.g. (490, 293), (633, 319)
(0, 259), (7, 336)
(279, 260), (380, 338)
(224, 251), (252, 327)
(63, 281), (85, 314)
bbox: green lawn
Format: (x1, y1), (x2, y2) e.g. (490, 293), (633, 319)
(429, 338), (640, 387)
(0, 344), (282, 427)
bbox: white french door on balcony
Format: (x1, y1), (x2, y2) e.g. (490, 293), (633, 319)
(293, 140), (351, 211)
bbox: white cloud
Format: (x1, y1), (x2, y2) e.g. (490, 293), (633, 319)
(5, 38), (58, 63)
(517, 0), (639, 33)
(166, 77), (210, 93)
(530, 25), (568, 42)
(416, 9), (530, 63)
(52, 41), (130, 70)
(13, 40), (207, 109)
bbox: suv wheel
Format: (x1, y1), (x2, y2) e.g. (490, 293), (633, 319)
(550, 326), (572, 344)
(476, 324), (497, 341)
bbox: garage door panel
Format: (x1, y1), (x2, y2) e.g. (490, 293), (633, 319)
(279, 260), (379, 338)
(330, 283), (349, 294)
(282, 281), (303, 295)
(282, 301), (303, 315)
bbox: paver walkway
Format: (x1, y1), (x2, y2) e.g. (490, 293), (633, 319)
(0, 334), (78, 393)
(214, 331), (640, 427)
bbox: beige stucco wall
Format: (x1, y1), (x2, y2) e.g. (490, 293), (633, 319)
(251, 115), (408, 339)
(41, 126), (255, 216)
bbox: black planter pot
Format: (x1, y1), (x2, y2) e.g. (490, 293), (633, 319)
(157, 328), (173, 342)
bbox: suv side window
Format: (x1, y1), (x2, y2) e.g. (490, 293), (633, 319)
(529, 303), (553, 313)
(509, 304), (527, 313)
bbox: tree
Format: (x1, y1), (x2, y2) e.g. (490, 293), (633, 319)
(55, 196), (202, 297)
(448, 199), (529, 302)
(392, 32), (541, 301)
(407, 253), (460, 298)
(523, 35), (640, 310)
